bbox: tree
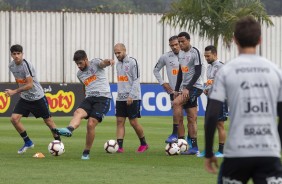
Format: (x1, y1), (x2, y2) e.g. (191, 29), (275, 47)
(161, 0), (273, 48)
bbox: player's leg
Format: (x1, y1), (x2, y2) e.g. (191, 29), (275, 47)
(177, 113), (185, 139)
(11, 98), (34, 154)
(81, 117), (99, 160)
(81, 97), (110, 159)
(185, 106), (199, 154)
(115, 101), (127, 153)
(129, 118), (149, 152)
(215, 101), (228, 157)
(215, 121), (225, 157)
(166, 95), (185, 143)
(181, 87), (202, 155)
(43, 118), (61, 141)
(53, 97), (90, 137)
(30, 96), (61, 141)
(116, 116), (126, 152)
(170, 94), (185, 139)
(127, 100), (148, 152)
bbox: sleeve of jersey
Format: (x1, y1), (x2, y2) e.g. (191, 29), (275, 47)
(94, 58), (103, 67)
(208, 69), (226, 103)
(153, 56), (165, 85)
(129, 61), (140, 98)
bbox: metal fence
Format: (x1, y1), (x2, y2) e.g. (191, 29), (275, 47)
(0, 11), (281, 83)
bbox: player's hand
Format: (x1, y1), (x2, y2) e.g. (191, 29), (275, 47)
(204, 156), (218, 174)
(108, 59), (115, 66)
(173, 91), (179, 99)
(203, 89), (209, 96)
(4, 89), (16, 97)
(181, 88), (189, 101)
(162, 83), (173, 94)
(126, 97), (133, 106)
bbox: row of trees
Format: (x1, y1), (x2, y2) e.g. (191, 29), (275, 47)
(0, 0), (281, 15)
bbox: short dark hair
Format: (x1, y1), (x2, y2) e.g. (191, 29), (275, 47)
(234, 16), (261, 48)
(73, 50), (87, 62)
(10, 44), (23, 53)
(169, 35), (178, 42)
(178, 32), (190, 40)
(205, 45), (217, 54)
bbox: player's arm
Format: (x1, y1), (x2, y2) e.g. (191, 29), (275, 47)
(277, 102), (282, 146)
(153, 56), (165, 85)
(128, 60), (140, 104)
(5, 76), (33, 97)
(99, 59), (115, 68)
(204, 99), (222, 174)
(174, 65), (182, 92)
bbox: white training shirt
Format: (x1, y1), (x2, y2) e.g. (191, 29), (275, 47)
(209, 54), (282, 158)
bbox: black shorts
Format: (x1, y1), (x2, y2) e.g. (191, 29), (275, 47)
(207, 99), (228, 121)
(218, 157), (282, 184)
(218, 101), (228, 121)
(115, 100), (141, 119)
(13, 96), (51, 119)
(183, 87), (203, 109)
(78, 96), (111, 122)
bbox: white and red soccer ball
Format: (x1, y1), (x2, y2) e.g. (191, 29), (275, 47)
(177, 139), (188, 153)
(165, 143), (180, 156)
(48, 140), (65, 156)
(104, 139), (119, 153)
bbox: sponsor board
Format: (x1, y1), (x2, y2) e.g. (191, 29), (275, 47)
(0, 83), (207, 116)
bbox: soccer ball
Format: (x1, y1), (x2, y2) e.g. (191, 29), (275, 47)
(48, 140), (65, 156)
(165, 143), (180, 156)
(104, 139), (119, 153)
(177, 139), (188, 152)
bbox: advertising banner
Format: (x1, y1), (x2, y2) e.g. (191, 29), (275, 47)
(0, 83), (207, 117)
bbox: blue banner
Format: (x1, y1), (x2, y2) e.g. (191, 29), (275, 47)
(108, 84), (207, 116)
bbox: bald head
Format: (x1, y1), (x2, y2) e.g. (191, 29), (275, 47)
(114, 43), (126, 51)
(114, 43), (127, 61)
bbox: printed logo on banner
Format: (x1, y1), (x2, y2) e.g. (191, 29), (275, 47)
(0, 92), (11, 113)
(45, 90), (75, 113)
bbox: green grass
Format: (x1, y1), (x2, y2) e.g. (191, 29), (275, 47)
(0, 116), (246, 184)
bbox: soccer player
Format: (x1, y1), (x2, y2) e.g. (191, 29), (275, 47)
(153, 35), (186, 140)
(54, 50), (114, 160)
(204, 16), (282, 183)
(167, 32), (204, 155)
(5, 44), (61, 154)
(198, 45), (227, 158)
(114, 43), (149, 153)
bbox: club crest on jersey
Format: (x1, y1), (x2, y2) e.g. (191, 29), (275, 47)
(124, 65), (130, 72)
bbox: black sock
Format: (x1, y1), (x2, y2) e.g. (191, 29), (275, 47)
(117, 139), (123, 148)
(191, 138), (198, 148)
(20, 131), (31, 143)
(172, 124), (178, 135)
(139, 137), (147, 146)
(218, 143), (224, 153)
(178, 136), (185, 139)
(54, 136), (61, 141)
(83, 150), (90, 155)
(67, 126), (74, 132)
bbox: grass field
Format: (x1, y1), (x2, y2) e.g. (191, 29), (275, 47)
(0, 116), (250, 184)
